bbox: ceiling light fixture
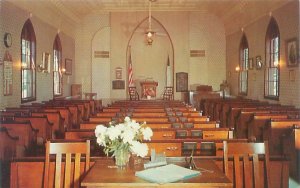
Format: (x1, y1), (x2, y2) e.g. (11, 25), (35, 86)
(146, 0), (156, 45)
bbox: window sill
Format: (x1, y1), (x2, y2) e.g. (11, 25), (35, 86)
(21, 97), (36, 104)
(264, 95), (279, 101)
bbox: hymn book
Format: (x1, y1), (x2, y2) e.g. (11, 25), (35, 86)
(135, 164), (201, 184)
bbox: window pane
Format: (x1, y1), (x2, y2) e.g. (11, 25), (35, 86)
(21, 20), (36, 101)
(265, 18), (279, 98)
(239, 35), (248, 95)
(53, 36), (62, 96)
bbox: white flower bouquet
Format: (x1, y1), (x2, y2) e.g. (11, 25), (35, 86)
(95, 116), (153, 158)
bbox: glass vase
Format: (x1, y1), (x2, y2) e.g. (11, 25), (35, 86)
(114, 149), (130, 169)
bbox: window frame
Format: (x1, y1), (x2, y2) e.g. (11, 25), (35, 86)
(238, 34), (249, 96)
(21, 19), (36, 103)
(264, 17), (280, 100)
(53, 34), (63, 97)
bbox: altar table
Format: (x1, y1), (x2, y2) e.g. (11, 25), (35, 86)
(81, 158), (232, 188)
(140, 81), (158, 99)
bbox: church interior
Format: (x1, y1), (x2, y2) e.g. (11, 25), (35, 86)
(0, 0), (299, 187)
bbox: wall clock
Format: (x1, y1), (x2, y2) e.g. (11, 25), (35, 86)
(4, 33), (12, 48)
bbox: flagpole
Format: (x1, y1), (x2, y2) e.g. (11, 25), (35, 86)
(128, 46), (134, 87)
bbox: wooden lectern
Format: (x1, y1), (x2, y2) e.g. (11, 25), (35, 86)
(140, 81), (158, 99)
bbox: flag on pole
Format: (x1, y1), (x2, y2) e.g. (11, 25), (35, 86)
(166, 55), (171, 86)
(128, 47), (134, 87)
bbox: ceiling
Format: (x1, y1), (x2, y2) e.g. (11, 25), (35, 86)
(8, 0), (292, 35)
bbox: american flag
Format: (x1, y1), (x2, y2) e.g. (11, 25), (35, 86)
(128, 49), (133, 87)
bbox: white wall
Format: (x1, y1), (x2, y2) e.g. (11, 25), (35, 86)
(0, 1), (75, 108)
(226, 1), (300, 107)
(75, 11), (226, 102)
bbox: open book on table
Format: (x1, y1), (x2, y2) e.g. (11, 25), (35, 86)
(135, 164), (201, 184)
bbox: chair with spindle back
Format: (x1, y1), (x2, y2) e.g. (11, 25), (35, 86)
(162, 86), (174, 100)
(43, 139), (90, 188)
(128, 87), (139, 100)
(223, 141), (271, 188)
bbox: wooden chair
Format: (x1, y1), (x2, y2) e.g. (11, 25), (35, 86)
(223, 141), (271, 188)
(162, 86), (174, 100)
(43, 139), (90, 188)
(128, 86), (139, 100)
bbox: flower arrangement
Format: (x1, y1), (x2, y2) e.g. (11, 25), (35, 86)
(95, 116), (153, 165)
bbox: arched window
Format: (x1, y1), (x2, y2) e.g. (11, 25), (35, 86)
(265, 17), (280, 99)
(21, 19), (36, 103)
(53, 34), (63, 97)
(239, 34), (249, 95)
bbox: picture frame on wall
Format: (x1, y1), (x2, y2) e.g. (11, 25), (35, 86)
(286, 37), (298, 67)
(42, 52), (50, 73)
(65, 58), (72, 75)
(248, 58), (253, 70)
(256, 56), (262, 70)
(112, 80), (125, 89)
(176, 72), (188, 92)
(289, 69), (295, 82)
(115, 67), (122, 79)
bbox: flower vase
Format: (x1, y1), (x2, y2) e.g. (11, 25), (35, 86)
(114, 149), (130, 169)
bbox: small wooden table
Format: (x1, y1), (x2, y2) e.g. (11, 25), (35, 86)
(81, 158), (232, 187)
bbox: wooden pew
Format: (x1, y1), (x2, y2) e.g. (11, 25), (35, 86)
(4, 108), (31, 116)
(79, 121), (219, 130)
(132, 112), (167, 117)
(65, 129), (95, 140)
(31, 112), (65, 138)
(0, 127), (18, 160)
(43, 107), (72, 130)
(0, 121), (38, 157)
(81, 121), (209, 130)
(145, 138), (247, 157)
(14, 116), (53, 142)
(235, 109), (271, 138)
(263, 119), (300, 155)
(246, 114), (288, 141)
(80, 121), (110, 129)
(96, 112), (117, 117)
(0, 121), (37, 148)
(282, 126), (300, 183)
(89, 117), (112, 123)
(219, 100), (266, 128)
(151, 128), (229, 140)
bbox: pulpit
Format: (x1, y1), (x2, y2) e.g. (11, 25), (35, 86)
(140, 81), (158, 99)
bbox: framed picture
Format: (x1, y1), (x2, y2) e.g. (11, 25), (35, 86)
(286, 38), (298, 67)
(176, 72), (188, 92)
(42, 52), (50, 73)
(112, 80), (125, 89)
(115, 67), (122, 79)
(248, 58), (253, 70)
(65, 58), (72, 75)
(289, 69), (295, 82)
(256, 56), (262, 70)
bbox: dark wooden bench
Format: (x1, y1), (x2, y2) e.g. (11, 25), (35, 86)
(0, 121), (38, 157)
(0, 127), (18, 160)
(263, 119), (300, 155)
(14, 116), (53, 142)
(31, 112), (65, 138)
(282, 126), (300, 183)
(151, 128), (230, 140)
(246, 113), (288, 141)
